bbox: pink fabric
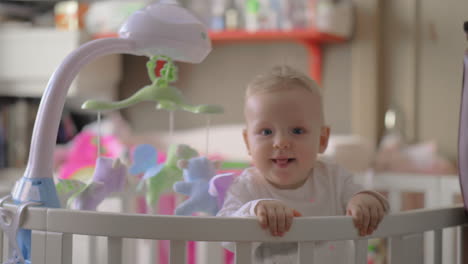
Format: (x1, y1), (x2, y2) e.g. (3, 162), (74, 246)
(225, 250), (234, 264)
(374, 135), (457, 175)
(57, 131), (125, 179)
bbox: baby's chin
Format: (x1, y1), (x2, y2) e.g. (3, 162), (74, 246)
(265, 174), (308, 190)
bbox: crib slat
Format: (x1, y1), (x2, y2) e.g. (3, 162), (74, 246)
(390, 234), (424, 264)
(197, 241), (223, 264)
(388, 190), (401, 212)
(170, 240), (186, 264)
(147, 205), (158, 264)
(298, 242), (315, 264)
(108, 237), (123, 264)
(2, 232), (6, 263)
(235, 242), (252, 264)
(444, 227), (457, 264)
(0, 228), (3, 262)
(45, 231), (73, 264)
(433, 229), (442, 264)
(89, 235), (98, 264)
(389, 236), (405, 264)
(354, 239), (368, 264)
(457, 226), (463, 264)
(31, 230), (47, 264)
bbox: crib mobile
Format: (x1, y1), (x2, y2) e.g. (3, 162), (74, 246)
(0, 0), (240, 263)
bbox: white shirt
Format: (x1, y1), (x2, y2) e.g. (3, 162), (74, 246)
(217, 161), (388, 264)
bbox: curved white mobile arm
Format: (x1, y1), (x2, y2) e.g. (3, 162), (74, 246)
(24, 38), (135, 180)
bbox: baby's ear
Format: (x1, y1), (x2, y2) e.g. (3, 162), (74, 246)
(177, 159), (189, 169)
(242, 129), (251, 155)
(319, 126), (330, 153)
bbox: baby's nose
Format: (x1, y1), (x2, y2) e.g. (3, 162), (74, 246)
(273, 136), (291, 149)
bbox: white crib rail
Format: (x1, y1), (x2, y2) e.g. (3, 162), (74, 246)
(1, 203), (467, 264)
(355, 172), (462, 264)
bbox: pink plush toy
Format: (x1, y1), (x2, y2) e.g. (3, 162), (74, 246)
(374, 133), (457, 175)
(55, 131), (126, 181)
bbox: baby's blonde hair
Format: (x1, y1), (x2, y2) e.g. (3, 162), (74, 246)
(245, 65), (325, 122)
(246, 65), (323, 98)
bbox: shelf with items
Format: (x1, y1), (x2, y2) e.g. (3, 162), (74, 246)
(209, 29), (347, 84)
(93, 28), (347, 84)
(93, 29), (345, 43)
(187, 0), (352, 83)
(209, 29), (345, 42)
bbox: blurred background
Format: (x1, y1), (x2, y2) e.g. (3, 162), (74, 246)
(0, 0), (467, 263)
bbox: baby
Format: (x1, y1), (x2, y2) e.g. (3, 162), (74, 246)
(217, 65), (389, 263)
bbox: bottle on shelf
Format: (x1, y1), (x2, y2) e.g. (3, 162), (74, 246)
(244, 0), (259, 32)
(211, 0), (227, 31)
(224, 0), (240, 31)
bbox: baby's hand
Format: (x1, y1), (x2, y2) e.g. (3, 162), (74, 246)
(254, 200), (302, 237)
(346, 193), (386, 236)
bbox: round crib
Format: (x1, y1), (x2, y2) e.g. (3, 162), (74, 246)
(0, 201), (466, 264)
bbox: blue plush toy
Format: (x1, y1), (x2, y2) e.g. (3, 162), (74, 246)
(173, 156), (223, 216)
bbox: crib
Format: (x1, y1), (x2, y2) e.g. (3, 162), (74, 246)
(1, 172), (466, 264)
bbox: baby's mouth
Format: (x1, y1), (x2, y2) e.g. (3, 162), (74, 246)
(272, 158), (296, 167)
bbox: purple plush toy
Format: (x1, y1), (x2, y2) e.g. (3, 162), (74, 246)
(68, 157), (127, 211)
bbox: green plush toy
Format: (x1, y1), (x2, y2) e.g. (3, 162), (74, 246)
(130, 143), (199, 206)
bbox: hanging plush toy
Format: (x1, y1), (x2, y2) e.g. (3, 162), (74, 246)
(67, 157), (127, 210)
(129, 144), (165, 184)
(56, 157), (127, 211)
(208, 172), (236, 209)
(79, 55), (226, 208)
(55, 130), (125, 181)
(55, 117), (128, 211)
(130, 143), (199, 206)
(173, 156), (235, 216)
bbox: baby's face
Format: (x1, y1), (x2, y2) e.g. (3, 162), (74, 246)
(243, 87), (329, 189)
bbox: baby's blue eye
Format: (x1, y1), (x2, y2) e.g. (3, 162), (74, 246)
(292, 128), (304, 134)
(261, 129), (273, 136)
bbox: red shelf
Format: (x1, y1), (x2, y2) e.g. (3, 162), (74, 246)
(209, 29), (346, 43)
(209, 30), (347, 84)
(94, 29), (346, 43)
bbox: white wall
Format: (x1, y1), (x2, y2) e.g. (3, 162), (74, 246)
(381, 0), (468, 161)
